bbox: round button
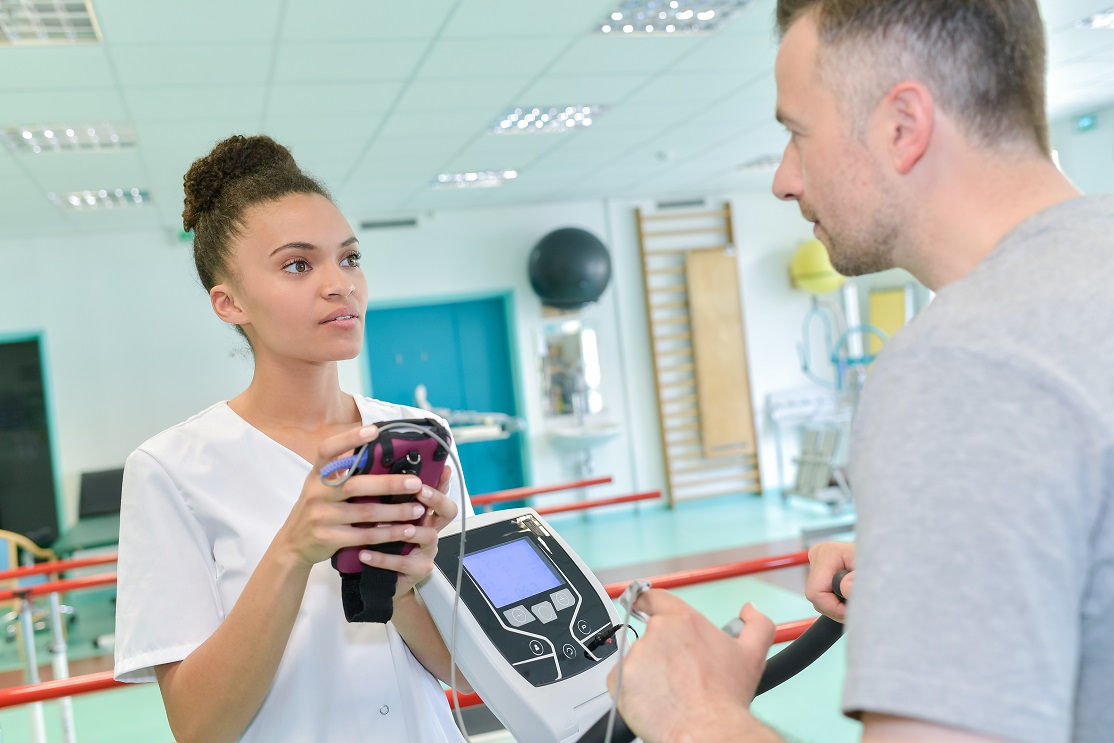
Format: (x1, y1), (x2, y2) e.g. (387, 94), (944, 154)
(529, 639), (544, 655)
(562, 644), (576, 658)
(379, 705), (389, 715)
(576, 619), (591, 635)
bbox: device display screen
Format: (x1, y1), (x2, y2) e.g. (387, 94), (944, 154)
(462, 538), (564, 607)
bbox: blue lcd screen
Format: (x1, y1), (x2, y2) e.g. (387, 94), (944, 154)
(462, 538), (564, 607)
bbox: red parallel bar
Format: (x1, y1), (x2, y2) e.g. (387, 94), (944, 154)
(0, 572), (118, 603)
(535, 491), (661, 516)
(603, 551), (811, 598)
(470, 477), (612, 507)
(0, 618), (819, 710)
(0, 553), (118, 582)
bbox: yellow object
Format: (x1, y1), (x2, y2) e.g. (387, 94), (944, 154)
(869, 287), (908, 356)
(789, 239), (846, 295)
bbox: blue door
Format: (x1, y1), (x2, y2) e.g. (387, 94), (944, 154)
(364, 296), (525, 497)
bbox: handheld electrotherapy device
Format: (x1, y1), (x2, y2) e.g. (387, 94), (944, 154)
(417, 507), (622, 743)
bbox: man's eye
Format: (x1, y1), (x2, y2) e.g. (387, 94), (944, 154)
(283, 260), (310, 273)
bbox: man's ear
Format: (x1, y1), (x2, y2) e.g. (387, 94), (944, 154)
(880, 81), (934, 175)
(210, 283), (248, 327)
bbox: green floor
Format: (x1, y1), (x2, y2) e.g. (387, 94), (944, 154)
(0, 492), (860, 742)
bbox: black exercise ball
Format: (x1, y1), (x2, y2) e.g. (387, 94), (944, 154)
(528, 227), (612, 309)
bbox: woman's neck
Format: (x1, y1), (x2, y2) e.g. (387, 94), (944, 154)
(230, 356), (358, 432)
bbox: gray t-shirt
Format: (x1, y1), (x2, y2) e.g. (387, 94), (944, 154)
(842, 195), (1114, 743)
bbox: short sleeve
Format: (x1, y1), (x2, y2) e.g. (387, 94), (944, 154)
(114, 448), (224, 683)
(843, 345), (1097, 743)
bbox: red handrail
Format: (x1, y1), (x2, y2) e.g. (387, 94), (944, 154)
(470, 477), (612, 507)
(0, 553), (118, 582)
(0, 617), (822, 710)
(603, 551), (810, 598)
(536, 491), (660, 516)
(0, 572), (118, 603)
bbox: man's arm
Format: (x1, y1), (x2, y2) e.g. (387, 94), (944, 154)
(862, 715), (1015, 743)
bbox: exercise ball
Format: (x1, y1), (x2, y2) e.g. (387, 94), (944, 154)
(528, 227), (612, 309)
(789, 239), (846, 295)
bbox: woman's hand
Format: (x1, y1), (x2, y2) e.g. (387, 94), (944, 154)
(362, 462), (460, 597)
(275, 425), (440, 570)
(805, 542), (855, 622)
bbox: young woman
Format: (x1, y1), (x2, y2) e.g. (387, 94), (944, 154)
(114, 135), (472, 742)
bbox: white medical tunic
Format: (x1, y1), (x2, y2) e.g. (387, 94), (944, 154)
(114, 395), (471, 742)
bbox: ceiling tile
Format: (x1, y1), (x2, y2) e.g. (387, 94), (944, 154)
(518, 74), (650, 107)
(267, 82), (404, 117)
(545, 34), (706, 76)
(444, 132), (568, 170)
(375, 109), (496, 139)
(394, 77), (527, 113)
(0, 46), (114, 90)
(418, 37), (571, 80)
(109, 43), (274, 87)
(441, 0), (606, 38)
(93, 0), (284, 43)
(132, 118), (262, 155)
(124, 85), (266, 122)
(0, 88), (129, 123)
(623, 72), (755, 105)
(21, 150), (150, 192)
(272, 41), (430, 83)
(280, 0), (458, 41)
(263, 114), (385, 146)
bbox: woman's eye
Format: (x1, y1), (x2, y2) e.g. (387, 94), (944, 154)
(282, 259), (310, 274)
(343, 252), (361, 268)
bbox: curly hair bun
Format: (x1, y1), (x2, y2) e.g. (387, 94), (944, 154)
(182, 135), (297, 232)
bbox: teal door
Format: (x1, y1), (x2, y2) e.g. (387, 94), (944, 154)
(364, 296), (525, 496)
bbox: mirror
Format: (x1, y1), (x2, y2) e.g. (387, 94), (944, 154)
(539, 319), (603, 418)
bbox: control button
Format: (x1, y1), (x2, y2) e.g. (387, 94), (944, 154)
(576, 619), (591, 635)
(503, 606), (535, 627)
(550, 588), (575, 611)
(562, 644), (576, 658)
(379, 705), (389, 715)
(529, 639), (545, 656)
(531, 601), (558, 624)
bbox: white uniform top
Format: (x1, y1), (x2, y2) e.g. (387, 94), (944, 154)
(114, 395), (471, 743)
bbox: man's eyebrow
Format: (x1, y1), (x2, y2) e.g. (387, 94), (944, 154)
(270, 236), (359, 257)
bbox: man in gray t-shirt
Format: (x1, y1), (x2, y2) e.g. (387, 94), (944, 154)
(606, 2), (1111, 743)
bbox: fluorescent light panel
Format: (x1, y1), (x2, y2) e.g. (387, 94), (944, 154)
(1080, 8), (1114, 29)
(493, 105), (606, 134)
(433, 170), (518, 189)
(49, 188), (150, 211)
(0, 0), (101, 44)
(738, 154), (782, 172)
(597, 0), (754, 34)
(1, 122), (137, 154)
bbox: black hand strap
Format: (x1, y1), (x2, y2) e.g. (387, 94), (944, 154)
(336, 542), (406, 623)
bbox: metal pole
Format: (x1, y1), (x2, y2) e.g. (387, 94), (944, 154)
(17, 595), (47, 743)
(48, 591), (76, 743)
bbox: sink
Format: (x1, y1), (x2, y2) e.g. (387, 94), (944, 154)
(548, 420), (624, 450)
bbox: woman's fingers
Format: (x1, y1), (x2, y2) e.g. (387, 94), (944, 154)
(314, 425), (379, 471)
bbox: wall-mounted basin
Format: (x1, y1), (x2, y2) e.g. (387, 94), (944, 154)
(548, 420), (624, 450)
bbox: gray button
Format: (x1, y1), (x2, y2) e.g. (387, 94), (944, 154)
(550, 588), (575, 611)
(503, 605), (535, 627)
(530, 601), (558, 624)
(379, 705), (389, 715)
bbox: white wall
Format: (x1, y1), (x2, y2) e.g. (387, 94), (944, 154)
(0, 185), (932, 526)
(1052, 105), (1114, 194)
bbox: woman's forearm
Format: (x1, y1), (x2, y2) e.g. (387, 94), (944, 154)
(155, 544), (313, 743)
(392, 589), (474, 694)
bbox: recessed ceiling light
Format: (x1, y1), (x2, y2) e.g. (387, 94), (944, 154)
(492, 105), (606, 135)
(0, 0), (102, 45)
(432, 170), (519, 190)
(1, 122), (137, 153)
(2, 121), (137, 153)
(49, 188), (150, 211)
(1080, 8), (1114, 29)
(595, 1), (753, 35)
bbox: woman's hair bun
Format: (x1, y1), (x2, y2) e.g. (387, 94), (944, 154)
(182, 135), (296, 232)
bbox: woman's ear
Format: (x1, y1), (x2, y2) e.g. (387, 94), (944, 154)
(210, 283), (248, 327)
